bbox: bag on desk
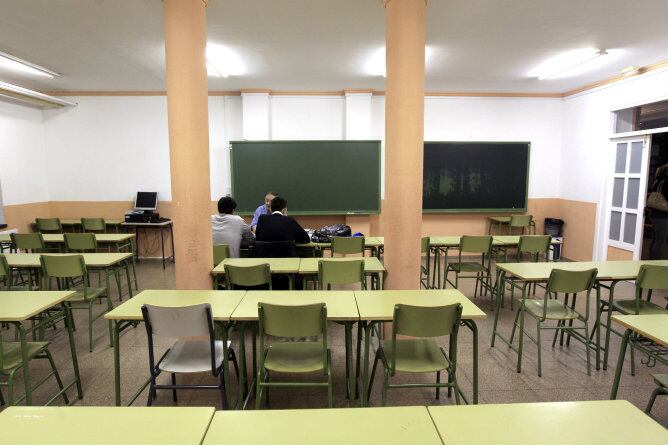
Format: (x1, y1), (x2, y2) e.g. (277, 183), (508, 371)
(311, 224), (352, 243)
(647, 180), (668, 212)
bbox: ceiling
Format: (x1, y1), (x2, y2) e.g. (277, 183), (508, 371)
(0, 0), (666, 93)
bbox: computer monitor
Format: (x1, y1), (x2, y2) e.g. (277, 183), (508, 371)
(135, 192), (158, 211)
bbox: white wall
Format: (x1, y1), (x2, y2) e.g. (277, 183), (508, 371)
(0, 100), (49, 207)
(271, 96), (345, 140)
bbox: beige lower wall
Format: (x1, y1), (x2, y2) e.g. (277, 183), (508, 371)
(607, 245), (634, 261)
(4, 197), (600, 260)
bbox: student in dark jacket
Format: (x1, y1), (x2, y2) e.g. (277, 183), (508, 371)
(255, 196), (310, 257)
(649, 164), (668, 259)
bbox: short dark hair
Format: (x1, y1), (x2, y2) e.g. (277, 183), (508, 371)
(266, 191), (279, 197)
(270, 196), (288, 212)
(218, 196), (237, 214)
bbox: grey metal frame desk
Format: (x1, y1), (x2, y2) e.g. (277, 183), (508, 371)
(121, 220), (174, 269)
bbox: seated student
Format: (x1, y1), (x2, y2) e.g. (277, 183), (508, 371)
(250, 191), (278, 231)
(212, 196), (255, 258)
(255, 196), (310, 257)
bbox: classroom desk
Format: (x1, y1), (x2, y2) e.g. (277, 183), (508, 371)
(299, 257), (386, 290)
(230, 290), (359, 405)
(121, 220), (174, 269)
(104, 289), (245, 407)
(610, 314), (668, 400)
(428, 400), (668, 445)
(491, 260), (668, 372)
(298, 236), (384, 258)
(0, 406), (215, 445)
(211, 257), (302, 290)
(355, 289), (487, 406)
(202, 406), (442, 445)
(487, 216), (536, 235)
(0, 291), (82, 405)
(3, 252), (135, 298)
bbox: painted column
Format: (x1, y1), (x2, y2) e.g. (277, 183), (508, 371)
(383, 0), (426, 289)
(163, 0), (213, 289)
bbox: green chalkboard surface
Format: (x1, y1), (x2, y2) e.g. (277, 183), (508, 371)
(423, 141), (530, 213)
(230, 140), (381, 215)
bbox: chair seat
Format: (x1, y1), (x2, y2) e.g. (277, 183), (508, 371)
(264, 342), (325, 373)
(524, 299), (578, 320)
(67, 287), (107, 302)
(653, 374), (668, 388)
(159, 340), (231, 373)
(1, 341), (49, 373)
(613, 299), (668, 315)
(448, 262), (486, 273)
(380, 338), (449, 373)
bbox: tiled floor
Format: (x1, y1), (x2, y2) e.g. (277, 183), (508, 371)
(2, 259), (667, 425)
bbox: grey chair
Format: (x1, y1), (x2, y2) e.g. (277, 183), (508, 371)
(141, 303), (239, 409)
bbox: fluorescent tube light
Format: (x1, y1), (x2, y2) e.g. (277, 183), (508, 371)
(529, 48), (613, 80)
(206, 44), (244, 78)
(0, 50), (60, 78)
(364, 46), (433, 77)
(0, 80), (76, 108)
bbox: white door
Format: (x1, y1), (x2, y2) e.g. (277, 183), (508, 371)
(605, 136), (650, 258)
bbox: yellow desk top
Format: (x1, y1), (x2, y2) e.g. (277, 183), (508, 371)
(428, 400), (668, 445)
(0, 406), (215, 445)
(202, 406), (442, 445)
(492, 235), (561, 245)
(612, 314), (668, 348)
(354, 289), (487, 321)
(299, 257), (385, 274)
(0, 291), (75, 322)
(231, 290), (358, 321)
(3, 253), (133, 268)
(0, 233), (135, 244)
(428, 236), (504, 247)
(105, 289), (245, 321)
(496, 260), (668, 282)
(211, 257), (301, 275)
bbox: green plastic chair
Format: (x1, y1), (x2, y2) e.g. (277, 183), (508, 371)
(0, 333), (69, 406)
(368, 303), (463, 406)
(213, 245), (230, 267)
(81, 218), (106, 233)
(504, 235), (552, 309)
(0, 254), (29, 291)
(420, 236), (432, 289)
(445, 236), (493, 298)
(11, 232), (46, 253)
(510, 268), (597, 376)
(331, 236), (364, 256)
(509, 214), (533, 235)
(223, 263), (271, 290)
(646, 374), (668, 416)
(64, 233), (98, 252)
(40, 255), (114, 352)
(35, 218), (63, 234)
(317, 259), (365, 290)
(256, 302), (332, 409)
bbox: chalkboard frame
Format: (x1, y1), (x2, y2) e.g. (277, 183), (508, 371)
(229, 140), (382, 215)
(422, 141), (531, 214)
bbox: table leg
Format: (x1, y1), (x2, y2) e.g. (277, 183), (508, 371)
(441, 247), (450, 289)
(124, 260), (134, 298)
(355, 321), (362, 400)
(610, 329), (630, 399)
(361, 321), (374, 407)
(113, 320), (122, 406)
(463, 319), (479, 404)
(344, 322), (354, 403)
(220, 321), (232, 409)
(134, 227), (140, 262)
(170, 224), (175, 263)
(63, 302), (83, 400)
(603, 281), (619, 370)
(160, 226), (166, 269)
(237, 322), (248, 407)
(595, 284), (601, 370)
(16, 324), (32, 405)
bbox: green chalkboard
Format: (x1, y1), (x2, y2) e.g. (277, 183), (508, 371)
(230, 140), (381, 215)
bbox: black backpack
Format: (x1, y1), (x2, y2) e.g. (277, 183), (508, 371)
(311, 224), (352, 243)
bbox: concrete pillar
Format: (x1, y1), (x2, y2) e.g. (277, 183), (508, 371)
(383, 0), (426, 289)
(163, 0), (213, 289)
(241, 89), (271, 140)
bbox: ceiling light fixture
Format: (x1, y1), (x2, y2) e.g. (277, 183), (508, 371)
(0, 80), (76, 108)
(0, 50), (60, 78)
(206, 43), (244, 78)
(364, 46), (433, 77)
(529, 48), (613, 80)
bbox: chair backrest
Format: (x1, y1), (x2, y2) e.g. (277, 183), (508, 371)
(421, 236), (430, 254)
(331, 236), (364, 255)
(35, 218), (62, 233)
(393, 303), (462, 338)
(11, 233), (46, 252)
(546, 268), (598, 294)
(65, 233), (97, 252)
(224, 263), (272, 289)
(318, 259), (365, 289)
(0, 254), (9, 280)
(40, 254), (87, 279)
(81, 218), (106, 233)
(517, 235), (551, 260)
(459, 235), (492, 254)
(213, 244), (230, 266)
(637, 265), (668, 290)
(258, 302), (327, 338)
(252, 240), (297, 258)
(510, 214), (532, 228)
(142, 303), (213, 338)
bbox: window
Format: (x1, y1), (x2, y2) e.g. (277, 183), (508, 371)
(614, 99), (668, 134)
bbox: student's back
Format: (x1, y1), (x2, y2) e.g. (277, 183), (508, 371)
(254, 197), (309, 258)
